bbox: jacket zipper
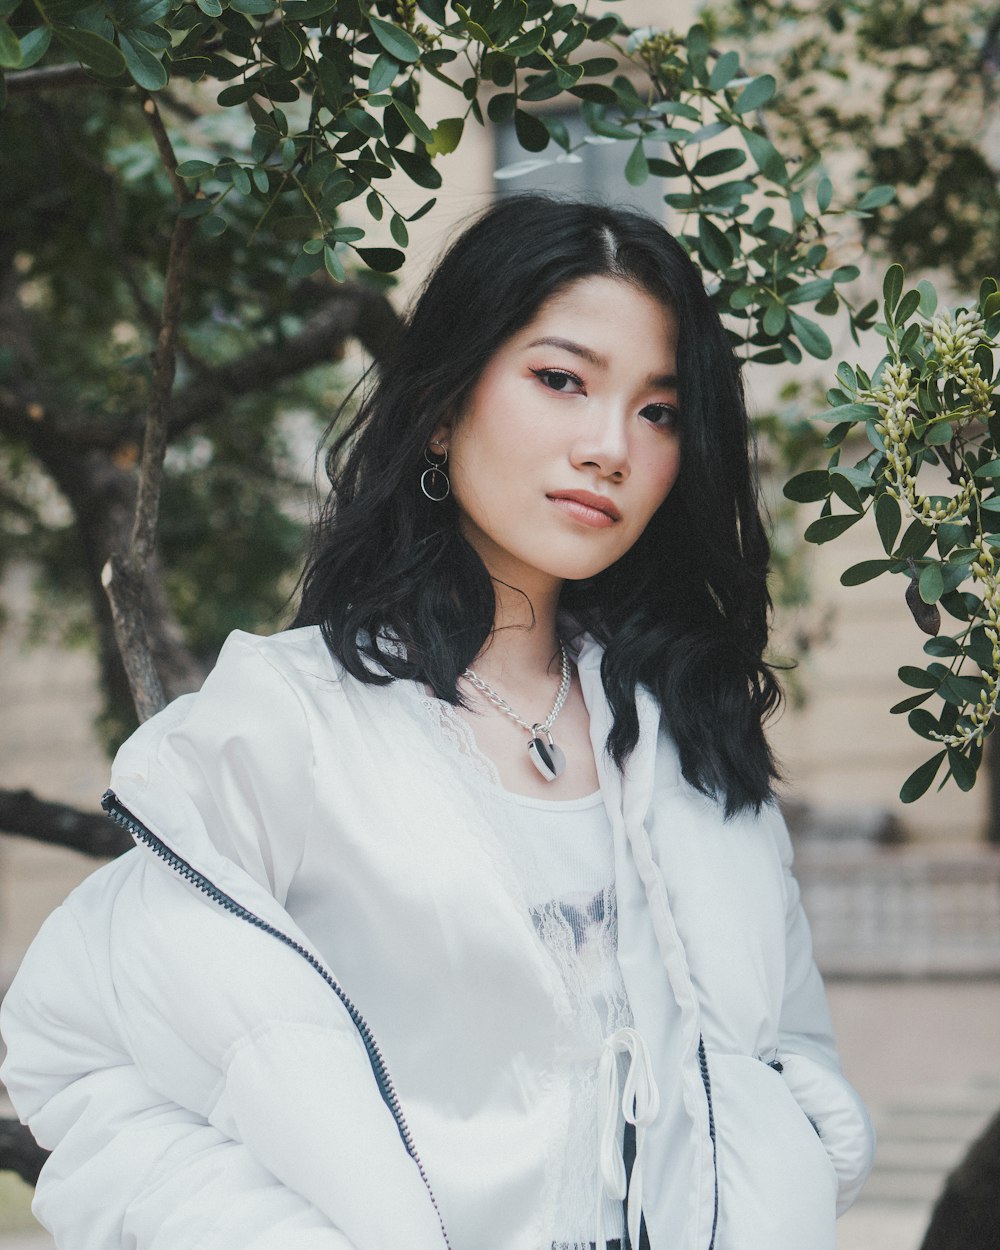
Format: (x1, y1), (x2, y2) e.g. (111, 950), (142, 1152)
(697, 1036), (719, 1250)
(101, 790), (452, 1250)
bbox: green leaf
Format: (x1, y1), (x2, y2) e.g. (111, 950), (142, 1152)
(789, 311), (832, 360)
(858, 184), (895, 211)
(924, 420), (953, 447)
(743, 127), (787, 183)
(392, 98), (434, 144)
(692, 148), (744, 177)
(393, 147), (442, 188)
(328, 226), (364, 242)
(785, 278), (834, 306)
(762, 302), (787, 336)
(816, 175), (832, 213)
(119, 31), (167, 89)
(177, 159), (214, 176)
(406, 196), (436, 222)
(947, 747), (977, 792)
(200, 213), (226, 237)
(0, 20), (23, 67)
(908, 708), (941, 740)
(883, 263), (904, 314)
(876, 492), (901, 553)
(919, 563), (945, 604)
(803, 512), (862, 544)
(292, 250), (325, 281)
(196, 0), (222, 15)
(368, 53), (397, 93)
(783, 469), (829, 503)
(840, 559), (897, 586)
(368, 13), (420, 63)
(894, 288), (921, 326)
(17, 25), (51, 67)
(897, 518), (935, 559)
(356, 246), (405, 272)
(54, 26), (127, 76)
(708, 49), (739, 90)
(898, 665), (940, 690)
(732, 73), (775, 114)
(514, 106), (549, 153)
(890, 691), (934, 714)
(504, 24), (545, 56)
(389, 213), (408, 246)
(924, 636), (962, 657)
(697, 216), (732, 271)
(917, 279), (938, 318)
(229, 0), (275, 12)
(624, 139), (648, 186)
(324, 244), (345, 281)
(426, 115), (463, 157)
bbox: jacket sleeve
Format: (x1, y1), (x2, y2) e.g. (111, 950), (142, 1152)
(768, 809), (876, 1215)
(1, 897), (359, 1250)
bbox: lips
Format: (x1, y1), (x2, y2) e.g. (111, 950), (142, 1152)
(547, 490), (622, 523)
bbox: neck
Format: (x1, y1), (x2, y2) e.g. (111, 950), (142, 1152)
(472, 577), (564, 688)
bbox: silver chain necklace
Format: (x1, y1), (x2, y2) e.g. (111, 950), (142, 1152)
(461, 644), (571, 782)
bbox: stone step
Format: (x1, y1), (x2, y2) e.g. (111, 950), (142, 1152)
(858, 1168), (947, 1204)
(872, 1111), (988, 1142)
(870, 1136), (969, 1173)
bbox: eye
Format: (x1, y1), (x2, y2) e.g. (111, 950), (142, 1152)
(641, 402), (681, 430)
(531, 367), (585, 394)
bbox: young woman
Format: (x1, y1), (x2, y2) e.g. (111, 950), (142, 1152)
(0, 195), (874, 1250)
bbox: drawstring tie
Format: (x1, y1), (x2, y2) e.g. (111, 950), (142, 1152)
(596, 1026), (660, 1250)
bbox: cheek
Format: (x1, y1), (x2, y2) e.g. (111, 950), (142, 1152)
(642, 442), (682, 516)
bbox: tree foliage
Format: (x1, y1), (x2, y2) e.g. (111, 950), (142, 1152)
(715, 0), (1000, 287)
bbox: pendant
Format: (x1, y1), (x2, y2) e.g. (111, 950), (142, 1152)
(527, 726), (566, 782)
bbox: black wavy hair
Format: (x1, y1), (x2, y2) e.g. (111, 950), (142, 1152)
(293, 194), (781, 815)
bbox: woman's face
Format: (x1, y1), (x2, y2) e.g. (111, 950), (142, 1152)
(434, 275), (682, 595)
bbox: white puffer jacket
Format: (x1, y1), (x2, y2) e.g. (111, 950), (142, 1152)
(0, 627), (875, 1250)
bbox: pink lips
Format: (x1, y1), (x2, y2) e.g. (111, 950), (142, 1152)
(547, 490), (622, 527)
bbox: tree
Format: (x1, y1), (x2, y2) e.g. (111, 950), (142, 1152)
(1, 0), (886, 827)
(709, 1), (1000, 815)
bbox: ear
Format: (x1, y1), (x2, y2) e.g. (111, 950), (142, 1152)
(428, 419), (452, 452)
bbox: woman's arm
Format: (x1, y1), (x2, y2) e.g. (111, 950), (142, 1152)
(1, 897), (358, 1250)
(767, 808), (877, 1215)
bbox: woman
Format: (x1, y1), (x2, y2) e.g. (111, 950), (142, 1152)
(0, 195), (874, 1250)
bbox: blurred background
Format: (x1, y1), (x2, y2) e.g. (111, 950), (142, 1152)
(2, 0), (999, 1246)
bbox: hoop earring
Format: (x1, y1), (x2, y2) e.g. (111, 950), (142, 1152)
(420, 442), (450, 501)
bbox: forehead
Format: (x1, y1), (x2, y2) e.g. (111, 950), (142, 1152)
(513, 275), (677, 357)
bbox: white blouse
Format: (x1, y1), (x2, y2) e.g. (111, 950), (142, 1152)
(491, 784), (633, 1249)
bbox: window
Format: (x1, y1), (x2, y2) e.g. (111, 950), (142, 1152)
(494, 107), (666, 220)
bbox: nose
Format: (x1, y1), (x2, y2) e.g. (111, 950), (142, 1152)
(569, 408), (630, 481)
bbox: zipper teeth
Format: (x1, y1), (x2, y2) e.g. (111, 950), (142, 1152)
(697, 1036), (719, 1250)
(102, 790), (452, 1250)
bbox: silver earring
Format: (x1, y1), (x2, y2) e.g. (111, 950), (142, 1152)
(420, 442), (450, 501)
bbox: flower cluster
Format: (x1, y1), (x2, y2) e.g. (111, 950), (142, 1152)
(928, 309), (992, 418)
(868, 357), (975, 527)
(932, 535), (1000, 747)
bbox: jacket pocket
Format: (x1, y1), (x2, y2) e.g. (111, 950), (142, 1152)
(703, 1051), (838, 1250)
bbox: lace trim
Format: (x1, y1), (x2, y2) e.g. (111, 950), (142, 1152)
(416, 694), (504, 789)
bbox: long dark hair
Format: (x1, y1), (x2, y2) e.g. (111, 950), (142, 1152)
(293, 194), (781, 815)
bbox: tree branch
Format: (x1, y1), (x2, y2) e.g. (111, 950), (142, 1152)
(140, 93), (189, 207)
(169, 282), (400, 435)
(104, 98), (196, 724)
(4, 63), (100, 93)
(0, 790), (132, 858)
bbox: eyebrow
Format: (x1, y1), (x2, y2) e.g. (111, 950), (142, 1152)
(526, 336), (678, 389)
